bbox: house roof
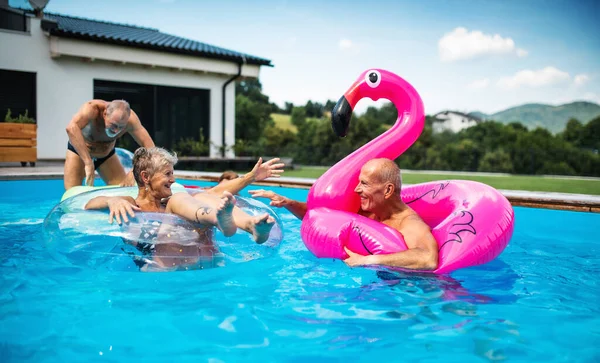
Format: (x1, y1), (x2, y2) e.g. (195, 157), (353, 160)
(33, 11), (272, 67)
(433, 110), (482, 123)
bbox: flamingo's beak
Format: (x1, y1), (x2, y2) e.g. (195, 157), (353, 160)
(331, 95), (352, 137)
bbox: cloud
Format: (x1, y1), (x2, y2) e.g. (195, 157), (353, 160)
(467, 78), (490, 90)
(338, 38), (354, 50)
(574, 74), (590, 86)
(338, 38), (360, 55)
(439, 27), (527, 62)
(516, 49), (528, 58)
(497, 66), (570, 89)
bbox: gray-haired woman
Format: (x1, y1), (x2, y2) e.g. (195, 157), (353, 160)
(85, 147), (284, 268)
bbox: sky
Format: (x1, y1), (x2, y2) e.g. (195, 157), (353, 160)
(13, 0), (600, 115)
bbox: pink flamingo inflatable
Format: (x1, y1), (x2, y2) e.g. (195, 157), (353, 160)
(300, 69), (514, 274)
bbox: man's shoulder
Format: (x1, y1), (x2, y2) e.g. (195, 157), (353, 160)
(398, 211), (429, 231)
(127, 108), (141, 125)
(81, 100), (106, 115)
(87, 99), (108, 107)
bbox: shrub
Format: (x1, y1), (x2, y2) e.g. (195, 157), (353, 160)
(4, 109), (36, 124)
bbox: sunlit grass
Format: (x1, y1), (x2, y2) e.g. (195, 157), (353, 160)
(271, 113), (327, 133)
(271, 113), (296, 133)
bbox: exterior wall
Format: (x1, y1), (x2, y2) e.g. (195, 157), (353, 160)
(433, 112), (479, 133)
(0, 17), (251, 159)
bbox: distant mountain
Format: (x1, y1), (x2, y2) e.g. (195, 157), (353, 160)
(467, 111), (489, 121)
(468, 101), (600, 133)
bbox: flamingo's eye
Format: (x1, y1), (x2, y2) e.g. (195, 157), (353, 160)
(365, 70), (381, 88)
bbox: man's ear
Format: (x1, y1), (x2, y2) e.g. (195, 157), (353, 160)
(384, 183), (395, 198)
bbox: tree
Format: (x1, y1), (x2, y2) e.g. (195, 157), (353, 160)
(270, 102), (282, 114)
(478, 149), (513, 173)
(362, 102), (397, 125)
(291, 106), (307, 128)
(580, 116), (600, 151)
(539, 161), (575, 176)
(259, 124), (297, 157)
(508, 122), (528, 133)
(324, 99), (337, 114)
(305, 100), (324, 118)
(561, 118), (583, 146)
(235, 79), (274, 143)
(443, 139), (482, 171)
(236, 79), (268, 103)
(284, 102), (294, 115)
(235, 93), (273, 142)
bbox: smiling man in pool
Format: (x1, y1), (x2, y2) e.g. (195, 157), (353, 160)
(65, 99), (155, 190)
(250, 158), (439, 271)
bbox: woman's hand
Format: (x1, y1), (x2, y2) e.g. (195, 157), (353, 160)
(249, 158), (285, 182)
(107, 198), (140, 224)
(248, 189), (290, 207)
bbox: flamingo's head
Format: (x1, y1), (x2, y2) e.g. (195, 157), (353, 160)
(332, 69), (418, 137)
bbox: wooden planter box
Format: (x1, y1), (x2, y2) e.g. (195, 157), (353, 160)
(0, 123), (37, 166)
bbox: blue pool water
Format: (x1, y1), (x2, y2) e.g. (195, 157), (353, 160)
(0, 179), (599, 362)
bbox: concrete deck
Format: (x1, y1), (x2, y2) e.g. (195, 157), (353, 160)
(1, 161), (599, 212)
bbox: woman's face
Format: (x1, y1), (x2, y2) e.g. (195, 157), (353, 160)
(147, 164), (175, 199)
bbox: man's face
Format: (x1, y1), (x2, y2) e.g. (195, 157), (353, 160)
(104, 111), (127, 138)
(354, 166), (387, 212)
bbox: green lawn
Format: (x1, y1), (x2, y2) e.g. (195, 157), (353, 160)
(271, 113), (326, 133)
(271, 113), (296, 132)
(280, 167), (600, 195)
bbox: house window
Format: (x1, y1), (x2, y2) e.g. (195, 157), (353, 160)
(93, 80), (210, 153)
(0, 69), (36, 122)
(0, 7), (27, 32)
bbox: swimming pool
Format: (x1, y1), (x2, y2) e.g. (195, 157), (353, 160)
(0, 179), (598, 362)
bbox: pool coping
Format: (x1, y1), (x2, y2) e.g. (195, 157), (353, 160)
(1, 169), (599, 213)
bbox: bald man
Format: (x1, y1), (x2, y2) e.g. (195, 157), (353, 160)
(64, 99), (155, 190)
(249, 158), (439, 270)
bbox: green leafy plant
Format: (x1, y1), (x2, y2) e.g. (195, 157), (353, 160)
(173, 128), (210, 156)
(4, 109), (36, 124)
(173, 138), (210, 156)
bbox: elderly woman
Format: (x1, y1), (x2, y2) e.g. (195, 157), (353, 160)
(85, 147), (284, 269)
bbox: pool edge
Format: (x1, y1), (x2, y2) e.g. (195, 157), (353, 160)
(176, 173), (600, 213)
(1, 171), (598, 213)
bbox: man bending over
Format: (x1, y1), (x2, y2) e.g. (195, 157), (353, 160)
(65, 99), (155, 190)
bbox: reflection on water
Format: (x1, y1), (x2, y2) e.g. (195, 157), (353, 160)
(375, 258), (520, 305)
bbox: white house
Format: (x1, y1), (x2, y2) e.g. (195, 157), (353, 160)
(432, 111), (482, 133)
(0, 2), (272, 159)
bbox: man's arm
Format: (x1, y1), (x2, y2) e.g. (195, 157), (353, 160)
(126, 110), (155, 148)
(66, 102), (97, 185)
(119, 110), (155, 186)
(281, 199), (307, 220)
(248, 190), (307, 220)
(344, 224), (438, 270)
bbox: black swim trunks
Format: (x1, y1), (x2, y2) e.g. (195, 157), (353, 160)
(67, 142), (116, 170)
